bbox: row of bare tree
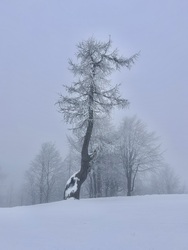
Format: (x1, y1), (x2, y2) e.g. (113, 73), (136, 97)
(20, 116), (185, 205)
(0, 116), (185, 207)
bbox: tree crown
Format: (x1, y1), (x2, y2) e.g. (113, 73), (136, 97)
(57, 37), (138, 131)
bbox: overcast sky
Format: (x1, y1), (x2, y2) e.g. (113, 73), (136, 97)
(0, 0), (188, 185)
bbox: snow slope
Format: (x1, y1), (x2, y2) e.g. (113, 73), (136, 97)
(0, 195), (188, 250)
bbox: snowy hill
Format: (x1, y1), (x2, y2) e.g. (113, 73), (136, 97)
(0, 195), (188, 250)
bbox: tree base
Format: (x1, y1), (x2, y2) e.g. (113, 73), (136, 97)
(64, 172), (81, 199)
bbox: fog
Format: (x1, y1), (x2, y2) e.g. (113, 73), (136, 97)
(0, 0), (188, 189)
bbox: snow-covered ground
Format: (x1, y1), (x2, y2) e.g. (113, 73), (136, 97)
(0, 195), (188, 250)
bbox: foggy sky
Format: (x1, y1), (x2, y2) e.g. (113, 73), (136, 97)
(0, 0), (188, 185)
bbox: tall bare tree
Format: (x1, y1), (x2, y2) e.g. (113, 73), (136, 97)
(25, 142), (63, 204)
(57, 37), (138, 199)
(117, 116), (162, 196)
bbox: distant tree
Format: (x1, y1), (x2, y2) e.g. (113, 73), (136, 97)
(57, 37), (138, 199)
(117, 116), (163, 196)
(0, 167), (7, 206)
(25, 142), (63, 204)
(149, 165), (185, 194)
(25, 170), (38, 205)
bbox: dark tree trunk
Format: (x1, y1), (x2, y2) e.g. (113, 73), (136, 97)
(88, 174), (94, 198)
(96, 168), (102, 197)
(93, 171), (97, 198)
(127, 171), (132, 196)
(64, 83), (95, 200)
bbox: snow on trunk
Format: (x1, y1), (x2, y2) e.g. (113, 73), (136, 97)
(64, 172), (80, 199)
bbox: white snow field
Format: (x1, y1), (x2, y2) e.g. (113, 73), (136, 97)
(0, 195), (188, 250)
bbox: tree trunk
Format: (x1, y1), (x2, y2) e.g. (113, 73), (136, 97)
(64, 83), (94, 200)
(93, 171), (97, 198)
(127, 173), (132, 196)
